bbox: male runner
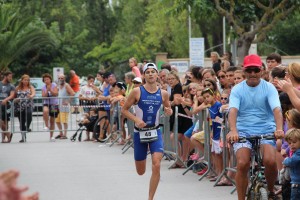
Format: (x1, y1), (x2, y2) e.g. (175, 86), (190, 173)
(122, 63), (172, 200)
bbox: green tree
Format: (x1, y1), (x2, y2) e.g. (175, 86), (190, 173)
(0, 4), (56, 72)
(265, 11), (300, 55)
(172, 0), (300, 64)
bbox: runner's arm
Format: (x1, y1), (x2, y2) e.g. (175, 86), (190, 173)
(121, 88), (146, 128)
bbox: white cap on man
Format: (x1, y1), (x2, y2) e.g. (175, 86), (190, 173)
(143, 63), (158, 73)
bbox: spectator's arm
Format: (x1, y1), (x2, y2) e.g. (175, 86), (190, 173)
(66, 84), (75, 96)
(2, 89), (15, 105)
(282, 157), (292, 167)
(49, 85), (58, 96)
(29, 85), (36, 99)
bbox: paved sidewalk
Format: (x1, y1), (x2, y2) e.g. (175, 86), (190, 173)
(0, 133), (236, 200)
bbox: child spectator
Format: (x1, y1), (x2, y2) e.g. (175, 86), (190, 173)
(280, 108), (300, 199)
(110, 82), (127, 144)
(201, 88), (222, 181)
(233, 70), (245, 85)
(283, 128), (300, 200)
(217, 90), (235, 186)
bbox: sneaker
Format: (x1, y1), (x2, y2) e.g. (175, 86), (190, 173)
(43, 127), (49, 131)
(50, 137), (56, 142)
(197, 168), (207, 175)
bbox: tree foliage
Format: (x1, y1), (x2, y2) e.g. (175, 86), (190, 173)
(0, 3), (56, 73)
(1, 0), (300, 79)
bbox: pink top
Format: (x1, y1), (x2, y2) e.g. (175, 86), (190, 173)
(132, 66), (141, 78)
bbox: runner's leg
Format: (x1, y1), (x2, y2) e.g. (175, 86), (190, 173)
(149, 152), (163, 200)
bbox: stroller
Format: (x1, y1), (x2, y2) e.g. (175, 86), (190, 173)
(70, 114), (99, 142)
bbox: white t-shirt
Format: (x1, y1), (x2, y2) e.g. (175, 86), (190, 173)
(80, 85), (96, 98)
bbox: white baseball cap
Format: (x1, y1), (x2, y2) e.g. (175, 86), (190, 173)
(133, 77), (142, 83)
(143, 63), (158, 73)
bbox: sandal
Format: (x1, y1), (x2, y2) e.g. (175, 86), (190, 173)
(55, 135), (62, 139)
(170, 163), (185, 169)
(209, 177), (218, 182)
(216, 180), (233, 186)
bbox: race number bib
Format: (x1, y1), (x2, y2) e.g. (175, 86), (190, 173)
(139, 129), (158, 143)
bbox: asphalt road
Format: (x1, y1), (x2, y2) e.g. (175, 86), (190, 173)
(0, 131), (237, 200)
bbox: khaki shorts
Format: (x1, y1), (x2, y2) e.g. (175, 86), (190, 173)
(192, 131), (205, 144)
(55, 112), (69, 123)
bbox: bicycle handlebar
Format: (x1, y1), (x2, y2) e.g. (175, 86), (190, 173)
(238, 134), (275, 143)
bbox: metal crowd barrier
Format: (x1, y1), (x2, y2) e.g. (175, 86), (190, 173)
(0, 97), (114, 142)
(198, 108), (217, 180)
(0, 101), (13, 142)
(122, 107), (135, 154)
(164, 107), (186, 169)
(182, 111), (205, 175)
(106, 102), (123, 147)
(213, 110), (237, 189)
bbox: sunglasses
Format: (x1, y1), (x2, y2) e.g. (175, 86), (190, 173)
(189, 87), (196, 91)
(220, 97), (228, 100)
(245, 68), (261, 73)
(202, 87), (214, 94)
(133, 81), (141, 84)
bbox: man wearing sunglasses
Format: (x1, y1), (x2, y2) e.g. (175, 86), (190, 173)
(227, 54), (284, 200)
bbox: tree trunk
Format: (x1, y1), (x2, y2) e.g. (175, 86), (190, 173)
(236, 34), (255, 66)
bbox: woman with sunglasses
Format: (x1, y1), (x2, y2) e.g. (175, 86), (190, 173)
(217, 70), (230, 93)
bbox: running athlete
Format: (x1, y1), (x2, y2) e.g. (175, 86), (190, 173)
(122, 63), (172, 200)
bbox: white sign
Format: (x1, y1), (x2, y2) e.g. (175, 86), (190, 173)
(248, 43), (257, 55)
(53, 68), (64, 83)
(189, 38), (205, 67)
(169, 61), (189, 73)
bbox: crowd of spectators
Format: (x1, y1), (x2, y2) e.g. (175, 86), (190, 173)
(1, 52), (300, 199)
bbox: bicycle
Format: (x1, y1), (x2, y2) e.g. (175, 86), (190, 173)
(238, 134), (276, 200)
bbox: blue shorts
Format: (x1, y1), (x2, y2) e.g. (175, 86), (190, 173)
(71, 92), (80, 105)
(184, 124), (195, 138)
(233, 132), (276, 153)
(134, 129), (164, 161)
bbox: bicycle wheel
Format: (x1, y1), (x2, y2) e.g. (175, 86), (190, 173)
(258, 187), (268, 200)
(93, 116), (109, 142)
(246, 189), (255, 200)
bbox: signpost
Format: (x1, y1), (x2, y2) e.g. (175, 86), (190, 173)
(53, 67), (64, 83)
(189, 38), (205, 67)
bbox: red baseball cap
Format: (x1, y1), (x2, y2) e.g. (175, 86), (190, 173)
(243, 54), (262, 68)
